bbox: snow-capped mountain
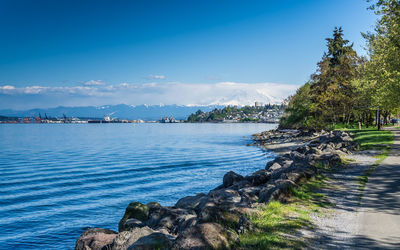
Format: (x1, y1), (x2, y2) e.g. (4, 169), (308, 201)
(0, 82), (290, 120)
(207, 89), (281, 106)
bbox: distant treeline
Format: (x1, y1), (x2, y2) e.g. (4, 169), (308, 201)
(187, 104), (285, 122)
(280, 0), (400, 130)
(0, 115), (19, 122)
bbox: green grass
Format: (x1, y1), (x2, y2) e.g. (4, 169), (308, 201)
(238, 128), (396, 248)
(340, 155), (356, 165)
(336, 126), (394, 150)
(239, 175), (332, 249)
(353, 130), (394, 150)
(334, 122), (374, 130)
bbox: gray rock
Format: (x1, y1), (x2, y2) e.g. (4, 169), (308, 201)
(316, 153), (342, 167)
(230, 180), (252, 190)
(269, 162), (282, 171)
(75, 228), (117, 250)
(146, 202), (162, 212)
(119, 202), (149, 232)
(147, 207), (197, 234)
(247, 169), (270, 186)
(283, 171), (305, 183)
(112, 226), (155, 250)
(268, 161), (297, 180)
(223, 171), (244, 188)
(238, 186), (262, 203)
(175, 193), (207, 210)
(198, 202), (220, 223)
(127, 232), (172, 250)
(258, 184), (277, 203)
(121, 218), (145, 231)
(259, 179), (297, 203)
(173, 223), (238, 250)
(342, 135), (353, 142)
(208, 188), (242, 209)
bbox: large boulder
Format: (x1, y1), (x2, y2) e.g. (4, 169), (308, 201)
(290, 151), (307, 163)
(208, 188), (242, 209)
(223, 171), (244, 188)
(175, 193), (207, 210)
(127, 232), (172, 250)
(196, 189), (243, 224)
(112, 226), (155, 250)
(258, 184), (277, 203)
(258, 179), (297, 203)
(238, 186), (262, 203)
(229, 179), (252, 190)
(173, 223), (238, 249)
(198, 201), (220, 223)
(238, 186), (261, 196)
(268, 161), (296, 180)
(265, 154), (291, 169)
(75, 228), (117, 250)
(119, 202), (150, 232)
(146, 202), (162, 212)
(316, 153), (342, 167)
(121, 218), (146, 231)
(146, 206), (197, 234)
(246, 169), (270, 186)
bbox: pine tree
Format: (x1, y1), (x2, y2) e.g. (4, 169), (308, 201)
(310, 27), (360, 127)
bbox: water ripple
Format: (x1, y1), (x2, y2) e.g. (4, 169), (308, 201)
(0, 123), (276, 249)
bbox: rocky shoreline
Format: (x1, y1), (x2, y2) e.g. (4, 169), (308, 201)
(76, 129), (359, 250)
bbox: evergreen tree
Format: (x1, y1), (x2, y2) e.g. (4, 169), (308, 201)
(310, 27), (360, 127)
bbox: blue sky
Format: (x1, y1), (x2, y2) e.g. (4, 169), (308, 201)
(0, 0), (377, 109)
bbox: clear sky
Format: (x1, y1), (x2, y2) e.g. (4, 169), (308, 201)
(0, 0), (377, 109)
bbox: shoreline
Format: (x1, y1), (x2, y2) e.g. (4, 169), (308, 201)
(76, 128), (359, 250)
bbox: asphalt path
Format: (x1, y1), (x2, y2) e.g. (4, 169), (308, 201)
(357, 127), (400, 249)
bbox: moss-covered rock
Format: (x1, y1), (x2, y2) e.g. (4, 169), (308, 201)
(119, 202), (149, 232)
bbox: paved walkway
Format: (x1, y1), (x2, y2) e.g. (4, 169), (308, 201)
(357, 127), (400, 249)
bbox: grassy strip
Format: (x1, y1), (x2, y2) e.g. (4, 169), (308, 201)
(239, 175), (332, 249)
(238, 128), (395, 249)
(353, 130), (394, 150)
(346, 129), (394, 201)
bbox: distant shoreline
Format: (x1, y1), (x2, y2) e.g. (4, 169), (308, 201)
(0, 120), (280, 124)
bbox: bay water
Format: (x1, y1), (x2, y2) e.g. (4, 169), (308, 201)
(0, 123), (276, 249)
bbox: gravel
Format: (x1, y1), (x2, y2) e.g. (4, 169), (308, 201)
(299, 152), (377, 249)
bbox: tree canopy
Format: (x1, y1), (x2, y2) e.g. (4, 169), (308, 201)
(280, 0), (400, 130)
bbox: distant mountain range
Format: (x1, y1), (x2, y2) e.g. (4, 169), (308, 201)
(0, 104), (225, 120)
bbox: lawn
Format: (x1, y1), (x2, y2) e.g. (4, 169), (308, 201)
(336, 125), (394, 150)
(239, 175), (332, 249)
(353, 130), (394, 150)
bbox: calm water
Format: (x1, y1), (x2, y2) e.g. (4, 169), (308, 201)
(0, 123), (276, 249)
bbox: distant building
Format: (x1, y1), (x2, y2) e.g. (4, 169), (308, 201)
(255, 101), (262, 107)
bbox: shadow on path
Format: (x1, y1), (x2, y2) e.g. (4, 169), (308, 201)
(357, 127), (400, 249)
